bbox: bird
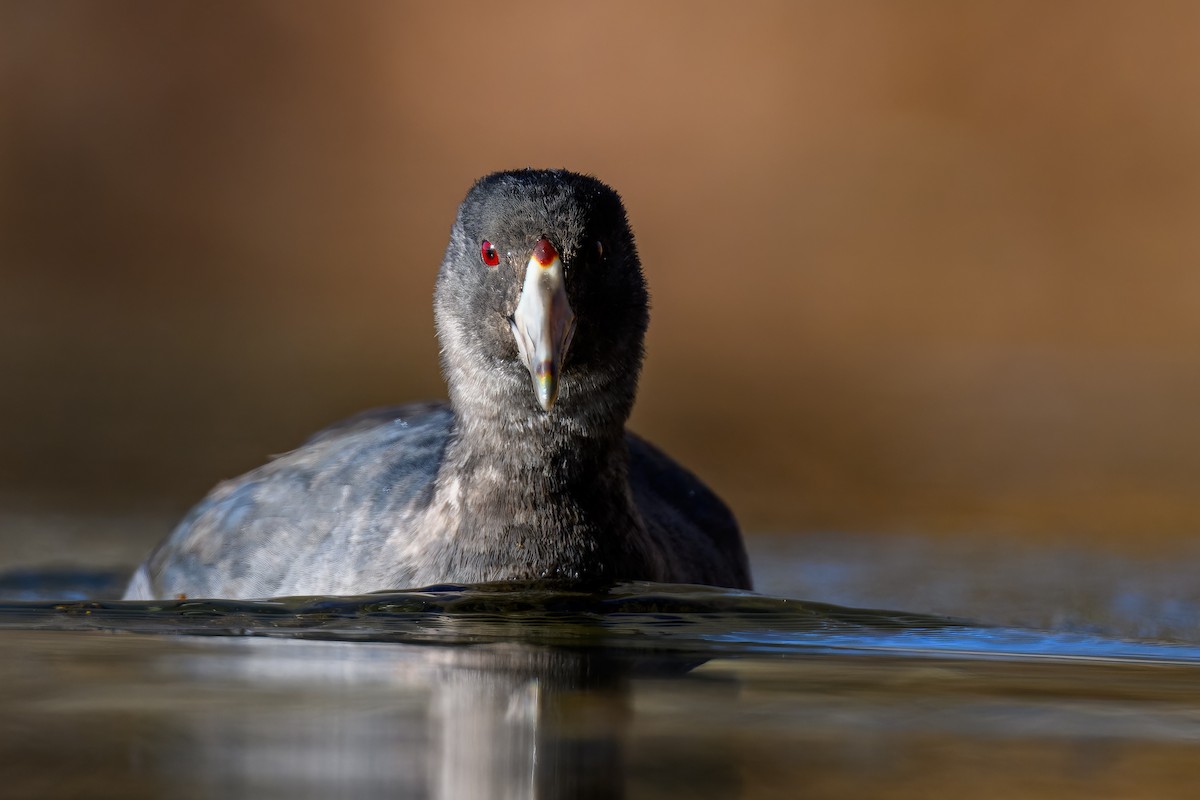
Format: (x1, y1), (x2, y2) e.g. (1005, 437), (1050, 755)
(123, 169), (752, 600)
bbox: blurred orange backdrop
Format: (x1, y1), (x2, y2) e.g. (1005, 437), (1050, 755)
(3, 1), (1200, 546)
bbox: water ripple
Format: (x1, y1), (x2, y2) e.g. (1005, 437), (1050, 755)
(3, 579), (1200, 665)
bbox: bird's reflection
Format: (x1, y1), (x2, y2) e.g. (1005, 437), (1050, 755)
(158, 637), (681, 799)
(429, 645), (638, 800)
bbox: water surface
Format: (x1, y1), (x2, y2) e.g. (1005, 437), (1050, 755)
(3, 533), (1200, 799)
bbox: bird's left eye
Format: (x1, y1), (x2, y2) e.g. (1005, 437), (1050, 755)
(595, 240), (604, 259)
(480, 240), (500, 267)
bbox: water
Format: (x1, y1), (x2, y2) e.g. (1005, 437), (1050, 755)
(3, 533), (1200, 798)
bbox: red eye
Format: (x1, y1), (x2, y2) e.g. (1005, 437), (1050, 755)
(480, 240), (500, 267)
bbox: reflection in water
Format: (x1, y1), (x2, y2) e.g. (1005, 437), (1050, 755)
(425, 647), (639, 800)
(4, 580), (1200, 798)
(155, 640), (647, 799)
(0, 629), (717, 800)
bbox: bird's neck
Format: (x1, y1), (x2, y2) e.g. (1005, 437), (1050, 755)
(423, 401), (657, 584)
(446, 403), (632, 495)
(443, 362), (639, 491)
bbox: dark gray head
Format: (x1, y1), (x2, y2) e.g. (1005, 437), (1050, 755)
(435, 170), (648, 433)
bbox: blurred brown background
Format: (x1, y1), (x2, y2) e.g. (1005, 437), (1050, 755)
(2, 1), (1199, 558)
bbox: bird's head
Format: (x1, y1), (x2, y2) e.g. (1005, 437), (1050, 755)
(434, 170), (649, 429)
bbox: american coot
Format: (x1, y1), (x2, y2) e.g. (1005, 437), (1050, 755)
(124, 170), (751, 599)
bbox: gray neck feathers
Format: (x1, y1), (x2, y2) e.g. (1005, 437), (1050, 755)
(429, 333), (647, 583)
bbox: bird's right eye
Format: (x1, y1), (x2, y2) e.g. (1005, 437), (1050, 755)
(480, 240), (500, 267)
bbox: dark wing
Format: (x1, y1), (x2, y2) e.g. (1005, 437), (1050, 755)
(127, 403), (453, 599)
(625, 433), (752, 589)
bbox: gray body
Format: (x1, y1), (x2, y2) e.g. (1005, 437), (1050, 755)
(125, 170), (751, 599)
(125, 403), (749, 599)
